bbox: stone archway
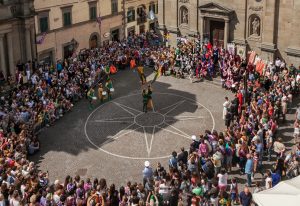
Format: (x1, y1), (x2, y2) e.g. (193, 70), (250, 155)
(89, 33), (99, 49)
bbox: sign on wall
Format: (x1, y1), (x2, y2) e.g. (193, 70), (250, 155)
(236, 44), (247, 60)
(103, 32), (110, 38)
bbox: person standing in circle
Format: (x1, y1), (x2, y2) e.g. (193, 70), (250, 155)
(142, 89), (148, 113)
(87, 88), (96, 110)
(97, 83), (104, 103)
(147, 85), (154, 112)
(105, 77), (114, 101)
(223, 97), (231, 120)
(142, 161), (153, 187)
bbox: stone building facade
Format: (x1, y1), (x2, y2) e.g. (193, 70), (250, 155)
(158, 0), (300, 65)
(34, 0), (124, 64)
(124, 0), (158, 37)
(0, 0), (36, 79)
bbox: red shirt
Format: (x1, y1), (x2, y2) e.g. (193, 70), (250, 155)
(237, 93), (243, 106)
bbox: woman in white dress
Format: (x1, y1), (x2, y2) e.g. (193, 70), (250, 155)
(223, 97), (231, 120)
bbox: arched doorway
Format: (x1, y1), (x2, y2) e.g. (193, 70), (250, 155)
(89, 33), (99, 49)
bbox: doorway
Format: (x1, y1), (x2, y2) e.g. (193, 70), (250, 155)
(63, 44), (73, 60)
(210, 20), (224, 48)
(111, 29), (119, 42)
(89, 34), (98, 49)
(139, 25), (145, 34)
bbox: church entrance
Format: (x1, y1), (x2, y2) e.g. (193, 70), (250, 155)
(210, 20), (225, 48)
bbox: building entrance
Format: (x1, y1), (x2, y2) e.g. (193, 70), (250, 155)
(111, 29), (119, 42)
(210, 20), (224, 48)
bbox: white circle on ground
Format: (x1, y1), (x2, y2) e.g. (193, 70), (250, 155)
(84, 92), (215, 160)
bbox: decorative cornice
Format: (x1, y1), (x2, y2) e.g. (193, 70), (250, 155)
(179, 0), (189, 3)
(286, 47), (300, 57)
(260, 42), (277, 52)
(233, 38), (247, 45)
(199, 2), (234, 15)
(249, 6), (263, 12)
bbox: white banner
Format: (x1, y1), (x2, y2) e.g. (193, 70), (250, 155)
(227, 43), (235, 55)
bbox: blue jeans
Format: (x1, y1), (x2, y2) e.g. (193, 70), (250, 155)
(246, 173), (252, 186)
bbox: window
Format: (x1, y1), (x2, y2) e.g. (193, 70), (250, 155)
(149, 3), (155, 13)
(127, 9), (135, 23)
(89, 6), (97, 20)
(111, 0), (118, 14)
(62, 7), (72, 26)
(39, 17), (49, 32)
(38, 11), (50, 33)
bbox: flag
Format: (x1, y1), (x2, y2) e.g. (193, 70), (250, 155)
(256, 60), (265, 75)
(96, 16), (101, 26)
(148, 10), (155, 20)
(110, 65), (117, 74)
(137, 66), (144, 74)
(248, 51), (256, 64)
(105, 65), (110, 74)
(137, 66), (146, 83)
(36, 33), (46, 44)
(152, 66), (162, 84)
(96, 16), (101, 31)
(130, 59), (136, 69)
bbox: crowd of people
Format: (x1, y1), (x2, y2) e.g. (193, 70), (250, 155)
(0, 31), (299, 206)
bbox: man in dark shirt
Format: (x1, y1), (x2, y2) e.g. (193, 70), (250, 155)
(207, 182), (219, 204)
(190, 135), (199, 153)
(177, 147), (188, 164)
(239, 187), (252, 206)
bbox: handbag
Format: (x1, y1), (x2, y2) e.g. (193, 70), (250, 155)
(110, 88), (115, 92)
(102, 91), (107, 96)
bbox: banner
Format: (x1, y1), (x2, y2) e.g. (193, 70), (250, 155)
(236, 45), (246, 60)
(227, 43), (235, 55)
(255, 60), (265, 75)
(152, 66), (162, 84)
(254, 55), (261, 66)
(36, 33), (46, 44)
(248, 51), (256, 64)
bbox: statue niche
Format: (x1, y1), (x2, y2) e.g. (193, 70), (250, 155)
(180, 6), (189, 25)
(249, 15), (261, 37)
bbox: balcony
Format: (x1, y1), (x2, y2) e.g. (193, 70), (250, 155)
(137, 16), (147, 25)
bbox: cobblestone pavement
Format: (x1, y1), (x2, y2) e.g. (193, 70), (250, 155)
(31, 68), (298, 200)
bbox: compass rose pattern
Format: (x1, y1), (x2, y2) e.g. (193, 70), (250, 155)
(84, 93), (215, 159)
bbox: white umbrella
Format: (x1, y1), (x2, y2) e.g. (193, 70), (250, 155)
(253, 175), (300, 206)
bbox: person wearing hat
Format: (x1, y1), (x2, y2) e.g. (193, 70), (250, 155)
(190, 135), (199, 153)
(142, 161), (153, 187)
(97, 83), (104, 103)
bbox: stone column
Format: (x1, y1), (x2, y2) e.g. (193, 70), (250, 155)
(0, 34), (7, 79)
(25, 26), (32, 62)
(31, 26), (37, 60)
(200, 15), (204, 43)
(7, 32), (15, 79)
(224, 19), (229, 49)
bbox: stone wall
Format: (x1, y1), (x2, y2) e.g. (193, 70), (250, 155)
(158, 0), (300, 66)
